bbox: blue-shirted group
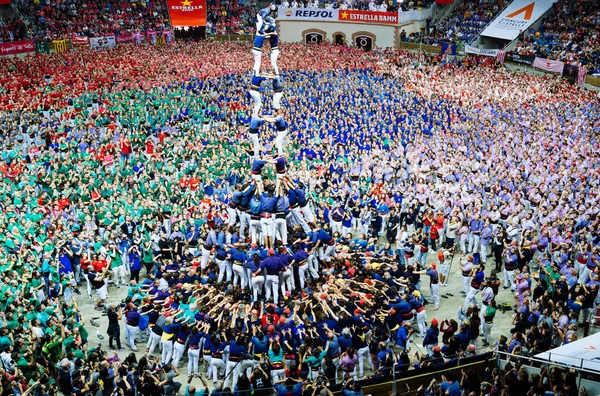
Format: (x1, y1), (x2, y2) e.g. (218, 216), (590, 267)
(0, 13), (598, 396)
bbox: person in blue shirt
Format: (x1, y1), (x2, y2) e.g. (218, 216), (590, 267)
(258, 249), (285, 304)
(311, 227), (336, 264)
(468, 213), (483, 254)
(395, 322), (413, 352)
(187, 324), (207, 376)
(439, 371), (462, 396)
(248, 73), (275, 117)
(415, 263), (440, 310)
(253, 4), (278, 75)
(184, 372), (209, 396)
(274, 191), (290, 246)
(224, 336), (250, 390)
(260, 187), (277, 250)
(249, 194), (263, 247)
(125, 307), (140, 351)
(262, 111), (288, 156)
(464, 264), (485, 309)
(247, 254), (265, 302)
(341, 377), (364, 396)
(374, 342), (393, 376)
(200, 227), (217, 275)
(248, 116), (267, 159)
(504, 245), (518, 291)
(422, 318), (439, 356)
(290, 245), (313, 290)
(272, 76), (283, 112)
(230, 247), (248, 291)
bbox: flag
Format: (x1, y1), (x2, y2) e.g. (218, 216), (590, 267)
(71, 36), (90, 47)
(441, 42), (457, 56)
(53, 40), (68, 54)
(35, 41), (50, 54)
(532, 57), (564, 74)
(167, 0), (207, 27)
(578, 67), (587, 85)
(496, 50), (506, 64)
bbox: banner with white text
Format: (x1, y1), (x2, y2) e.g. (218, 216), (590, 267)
(480, 0), (558, 41)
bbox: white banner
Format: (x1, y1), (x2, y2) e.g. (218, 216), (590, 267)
(90, 36), (116, 50)
(532, 57), (564, 73)
(398, 8), (433, 23)
(535, 332), (600, 373)
(278, 7), (338, 21)
(465, 45), (499, 57)
(481, 0), (558, 41)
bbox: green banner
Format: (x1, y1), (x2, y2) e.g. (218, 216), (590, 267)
(35, 41), (50, 54)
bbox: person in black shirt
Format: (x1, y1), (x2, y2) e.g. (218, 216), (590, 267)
(107, 305), (123, 350)
(251, 366), (273, 396)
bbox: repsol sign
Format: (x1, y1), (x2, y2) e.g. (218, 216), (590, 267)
(278, 7), (339, 20)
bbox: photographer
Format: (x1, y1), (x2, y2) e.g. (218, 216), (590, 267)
(251, 365), (273, 396)
(107, 305), (124, 351)
(341, 377), (363, 396)
(184, 372), (209, 396)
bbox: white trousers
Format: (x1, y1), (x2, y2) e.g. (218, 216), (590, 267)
(265, 274), (280, 303)
(188, 348), (200, 375)
(252, 275), (265, 302)
(147, 331), (162, 355)
(161, 340), (174, 365)
(173, 341), (186, 367)
(232, 263), (248, 289)
(216, 259), (232, 283)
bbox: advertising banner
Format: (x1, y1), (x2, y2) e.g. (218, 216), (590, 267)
(90, 36), (116, 50)
(481, 0), (558, 41)
(0, 40), (35, 56)
(506, 52), (535, 66)
(338, 10), (399, 24)
(465, 45), (499, 57)
(167, 0), (207, 27)
(278, 7), (338, 21)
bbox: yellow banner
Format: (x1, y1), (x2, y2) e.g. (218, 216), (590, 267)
(53, 40), (68, 54)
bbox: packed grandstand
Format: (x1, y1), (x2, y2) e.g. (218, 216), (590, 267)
(0, 0), (598, 396)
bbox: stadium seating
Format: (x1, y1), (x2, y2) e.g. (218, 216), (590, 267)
(512, 0), (599, 75)
(419, 0), (507, 45)
(18, 0), (170, 39)
(207, 0), (256, 34)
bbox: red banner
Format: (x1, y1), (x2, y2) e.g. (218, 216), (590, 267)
(436, 0), (453, 4)
(116, 34), (134, 44)
(0, 0), (12, 4)
(338, 10), (398, 24)
(167, 0), (206, 27)
(71, 36), (90, 47)
(0, 40), (34, 56)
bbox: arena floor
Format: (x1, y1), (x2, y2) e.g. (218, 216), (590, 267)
(78, 249), (517, 389)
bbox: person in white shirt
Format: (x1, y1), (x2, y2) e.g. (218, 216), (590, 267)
(368, 1), (376, 10)
(379, 2), (387, 11)
(282, 0), (290, 6)
(291, 0), (298, 7)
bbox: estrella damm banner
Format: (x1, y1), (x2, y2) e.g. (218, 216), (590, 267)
(167, 0), (207, 27)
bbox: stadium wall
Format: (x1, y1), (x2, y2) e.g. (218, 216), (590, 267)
(277, 20), (422, 49)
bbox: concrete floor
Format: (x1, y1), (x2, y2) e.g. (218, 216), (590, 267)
(76, 250), (518, 389)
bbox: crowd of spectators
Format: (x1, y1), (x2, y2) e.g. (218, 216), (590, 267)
(207, 0), (256, 35)
(15, 0), (169, 40)
(0, 17), (27, 43)
(0, 40), (597, 396)
(510, 0), (600, 76)
(279, 0), (433, 12)
(420, 0), (505, 45)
